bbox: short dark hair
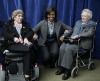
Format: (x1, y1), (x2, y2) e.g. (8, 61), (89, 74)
(45, 6), (57, 21)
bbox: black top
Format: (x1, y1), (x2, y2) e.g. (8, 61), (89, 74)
(3, 19), (34, 46)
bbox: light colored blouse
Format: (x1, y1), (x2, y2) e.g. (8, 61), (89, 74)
(48, 21), (54, 35)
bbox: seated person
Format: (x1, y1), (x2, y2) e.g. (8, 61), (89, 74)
(33, 6), (72, 68)
(3, 9), (36, 81)
(55, 9), (96, 80)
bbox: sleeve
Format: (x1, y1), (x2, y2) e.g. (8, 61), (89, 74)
(3, 22), (14, 40)
(24, 22), (34, 39)
(78, 26), (95, 38)
(32, 20), (44, 33)
(60, 21), (72, 37)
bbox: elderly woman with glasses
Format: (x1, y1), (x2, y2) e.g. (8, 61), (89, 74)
(55, 9), (96, 80)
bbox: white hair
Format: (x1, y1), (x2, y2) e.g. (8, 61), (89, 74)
(12, 9), (24, 19)
(81, 9), (92, 19)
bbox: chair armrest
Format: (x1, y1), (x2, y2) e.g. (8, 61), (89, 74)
(63, 37), (80, 44)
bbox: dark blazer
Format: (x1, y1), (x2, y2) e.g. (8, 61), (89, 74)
(33, 20), (72, 46)
(3, 19), (34, 46)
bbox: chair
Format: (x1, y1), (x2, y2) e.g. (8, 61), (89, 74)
(63, 21), (98, 78)
(64, 37), (95, 78)
(1, 38), (39, 81)
(4, 44), (39, 81)
(0, 21), (5, 81)
(0, 38), (5, 81)
(0, 20), (39, 81)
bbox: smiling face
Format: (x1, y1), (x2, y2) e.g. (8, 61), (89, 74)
(14, 14), (23, 24)
(81, 12), (90, 23)
(47, 11), (55, 22)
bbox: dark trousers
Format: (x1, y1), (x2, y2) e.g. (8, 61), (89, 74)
(40, 40), (59, 66)
(23, 46), (37, 75)
(23, 52), (31, 75)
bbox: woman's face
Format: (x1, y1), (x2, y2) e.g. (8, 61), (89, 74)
(81, 12), (90, 23)
(47, 11), (55, 22)
(14, 13), (23, 24)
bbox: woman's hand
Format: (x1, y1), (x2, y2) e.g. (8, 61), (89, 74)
(24, 38), (28, 44)
(69, 39), (73, 42)
(33, 34), (38, 40)
(64, 30), (69, 34)
(24, 38), (32, 46)
(19, 36), (23, 43)
(14, 37), (20, 43)
(71, 35), (79, 39)
(59, 36), (64, 42)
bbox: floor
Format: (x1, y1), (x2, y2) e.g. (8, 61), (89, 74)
(0, 59), (100, 81)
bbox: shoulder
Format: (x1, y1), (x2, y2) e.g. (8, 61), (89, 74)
(22, 21), (30, 27)
(73, 20), (81, 27)
(5, 19), (12, 25)
(75, 20), (81, 24)
(39, 20), (46, 24)
(35, 20), (47, 26)
(55, 20), (63, 24)
(89, 20), (96, 25)
(22, 21), (29, 25)
(88, 20), (96, 27)
(4, 19), (13, 27)
(55, 20), (61, 23)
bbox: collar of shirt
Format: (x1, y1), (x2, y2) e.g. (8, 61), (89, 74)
(48, 21), (54, 27)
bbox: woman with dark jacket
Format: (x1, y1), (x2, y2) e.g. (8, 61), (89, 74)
(33, 6), (72, 68)
(3, 9), (35, 81)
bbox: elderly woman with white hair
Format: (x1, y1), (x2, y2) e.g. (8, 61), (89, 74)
(55, 9), (96, 80)
(3, 9), (35, 81)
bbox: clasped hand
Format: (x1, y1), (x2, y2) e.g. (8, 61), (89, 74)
(14, 37), (32, 46)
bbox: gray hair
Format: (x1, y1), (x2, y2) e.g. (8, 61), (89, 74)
(12, 9), (24, 19)
(81, 9), (92, 19)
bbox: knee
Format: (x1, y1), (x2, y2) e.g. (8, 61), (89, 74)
(64, 48), (75, 57)
(51, 51), (58, 57)
(42, 55), (50, 62)
(60, 45), (65, 52)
